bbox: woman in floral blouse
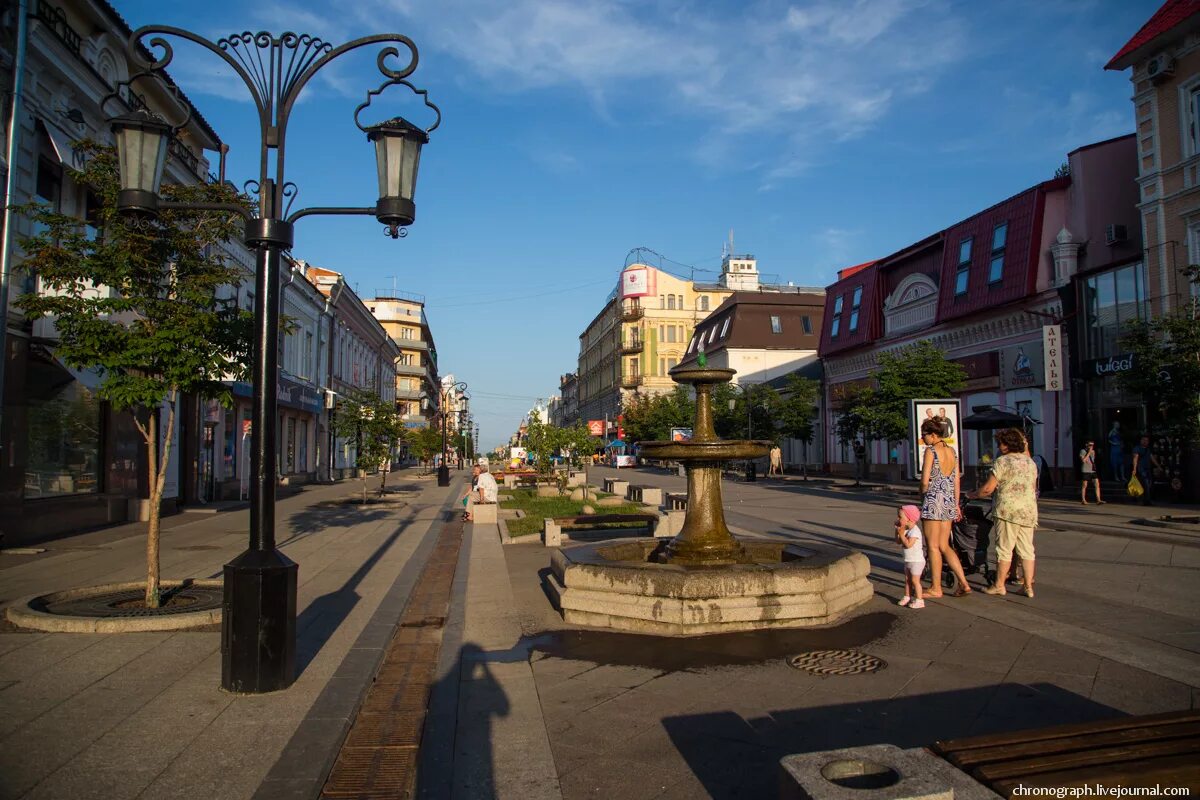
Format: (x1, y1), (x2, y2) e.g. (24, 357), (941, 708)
(967, 428), (1039, 598)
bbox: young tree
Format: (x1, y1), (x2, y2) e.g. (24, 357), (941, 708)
(557, 422), (599, 468)
(864, 341), (967, 444)
(776, 374), (820, 445)
(1117, 285), (1200, 443)
(16, 141), (252, 607)
(408, 425), (442, 468)
(331, 390), (405, 503)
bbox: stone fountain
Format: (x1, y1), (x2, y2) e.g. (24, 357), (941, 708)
(547, 367), (872, 635)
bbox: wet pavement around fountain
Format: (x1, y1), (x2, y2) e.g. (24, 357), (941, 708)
(491, 466), (1200, 799)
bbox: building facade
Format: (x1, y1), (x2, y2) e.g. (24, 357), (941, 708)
(305, 266), (400, 480)
(577, 261), (733, 425)
(818, 138), (1139, 483)
(367, 294), (440, 432)
(0, 0), (226, 540)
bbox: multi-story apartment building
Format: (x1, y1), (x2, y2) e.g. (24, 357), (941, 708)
(367, 294), (440, 431)
(577, 260), (737, 424)
(818, 135), (1139, 484)
(305, 266), (400, 479)
(1106, 0), (1200, 317)
(548, 373), (578, 427)
(0, 0), (225, 539)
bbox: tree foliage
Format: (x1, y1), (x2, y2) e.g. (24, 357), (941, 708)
(622, 386), (695, 443)
(838, 341), (966, 445)
(331, 390), (405, 502)
(15, 140), (253, 606)
(1117, 282), (1200, 441)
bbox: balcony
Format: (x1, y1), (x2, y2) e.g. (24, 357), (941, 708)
(392, 338), (429, 351)
(395, 388), (423, 401)
(395, 363), (424, 377)
(619, 340), (644, 355)
(621, 306), (645, 322)
(620, 375), (643, 389)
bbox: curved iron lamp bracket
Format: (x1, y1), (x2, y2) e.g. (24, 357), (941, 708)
(99, 70), (194, 134)
(353, 73), (442, 134)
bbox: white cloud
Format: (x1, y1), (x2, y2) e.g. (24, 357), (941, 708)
(362, 0), (968, 186)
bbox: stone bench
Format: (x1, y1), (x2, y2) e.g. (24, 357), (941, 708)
(603, 478), (629, 496)
(664, 492), (687, 511)
(567, 471), (587, 488)
(470, 501), (498, 524)
(658, 508), (685, 537)
(626, 485), (663, 506)
(543, 513), (660, 547)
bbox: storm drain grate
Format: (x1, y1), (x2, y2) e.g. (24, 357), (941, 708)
(787, 649), (886, 676)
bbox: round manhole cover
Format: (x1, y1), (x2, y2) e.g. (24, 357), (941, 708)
(787, 649), (886, 675)
(35, 584), (224, 618)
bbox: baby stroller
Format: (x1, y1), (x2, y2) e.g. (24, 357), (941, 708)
(927, 501), (993, 590)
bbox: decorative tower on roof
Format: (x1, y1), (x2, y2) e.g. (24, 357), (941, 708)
(718, 230), (760, 291)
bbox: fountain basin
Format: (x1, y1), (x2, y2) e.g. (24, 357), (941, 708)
(547, 536), (872, 636)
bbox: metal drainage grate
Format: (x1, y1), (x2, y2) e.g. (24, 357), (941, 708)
(36, 584), (224, 618)
(787, 649), (886, 676)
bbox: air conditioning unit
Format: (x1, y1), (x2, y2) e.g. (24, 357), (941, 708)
(1104, 224), (1128, 245)
(1147, 53), (1175, 83)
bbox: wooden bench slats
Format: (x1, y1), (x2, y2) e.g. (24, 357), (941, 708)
(554, 514), (658, 526)
(945, 721), (1200, 768)
(933, 710), (1200, 755)
(973, 738), (1200, 782)
(988, 752), (1200, 797)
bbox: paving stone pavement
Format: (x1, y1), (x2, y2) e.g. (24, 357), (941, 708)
(0, 470), (463, 800)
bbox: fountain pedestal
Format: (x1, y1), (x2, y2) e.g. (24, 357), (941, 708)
(547, 367), (873, 635)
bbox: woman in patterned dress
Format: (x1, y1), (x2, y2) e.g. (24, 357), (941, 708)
(919, 418), (970, 597)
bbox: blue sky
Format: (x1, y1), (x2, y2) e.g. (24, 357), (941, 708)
(117, 0), (1154, 450)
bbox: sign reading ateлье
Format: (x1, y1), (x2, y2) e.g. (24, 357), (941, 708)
(1043, 324), (1062, 391)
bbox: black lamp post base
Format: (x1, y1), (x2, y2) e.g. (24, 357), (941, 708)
(222, 548), (298, 694)
(437, 465), (451, 486)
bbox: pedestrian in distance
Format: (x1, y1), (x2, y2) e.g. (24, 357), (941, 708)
(769, 444), (783, 477)
(919, 418), (971, 597)
(1131, 434), (1160, 506)
(853, 439), (867, 483)
(1079, 440), (1104, 505)
(969, 427), (1038, 598)
(895, 504), (925, 609)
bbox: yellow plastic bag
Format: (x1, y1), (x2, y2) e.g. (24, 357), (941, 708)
(1126, 475), (1144, 498)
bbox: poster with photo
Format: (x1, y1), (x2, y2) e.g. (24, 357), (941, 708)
(909, 399), (961, 480)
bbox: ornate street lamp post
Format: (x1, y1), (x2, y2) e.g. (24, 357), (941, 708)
(438, 381), (467, 486)
(104, 28), (440, 694)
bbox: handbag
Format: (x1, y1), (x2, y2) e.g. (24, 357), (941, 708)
(1126, 475), (1144, 498)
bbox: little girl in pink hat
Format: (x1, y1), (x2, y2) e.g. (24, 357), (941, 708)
(895, 504), (926, 609)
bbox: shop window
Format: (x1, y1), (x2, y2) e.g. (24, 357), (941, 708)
(989, 222), (1007, 284)
(26, 361), (101, 498)
(1084, 262), (1148, 358)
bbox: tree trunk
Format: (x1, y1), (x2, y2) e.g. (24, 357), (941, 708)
(362, 475), (368, 505)
(379, 463), (388, 497)
(145, 394), (178, 608)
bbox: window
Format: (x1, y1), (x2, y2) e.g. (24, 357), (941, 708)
(1084, 262), (1148, 358)
(831, 318), (841, 337)
(833, 295), (844, 315)
(667, 295), (676, 310)
(852, 287), (862, 309)
(678, 325), (684, 341)
(955, 237), (972, 296)
(802, 315), (812, 334)
(629, 359), (639, 376)
(720, 318), (730, 338)
(659, 325), (665, 342)
(770, 315), (782, 334)
(1189, 84), (1200, 156)
(687, 336), (696, 354)
(989, 222), (1007, 284)
(830, 293), (845, 337)
(659, 358), (666, 375)
(708, 326), (717, 344)
(667, 327), (676, 343)
(677, 294), (683, 308)
(849, 309), (859, 332)
(699, 296), (709, 311)
(400, 327), (414, 340)
(667, 358), (678, 370)
(659, 294), (665, 307)
(26, 364), (102, 498)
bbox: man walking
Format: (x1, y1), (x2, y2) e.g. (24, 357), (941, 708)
(1131, 434), (1159, 507)
(853, 440), (867, 484)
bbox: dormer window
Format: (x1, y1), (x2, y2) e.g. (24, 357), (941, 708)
(955, 237), (972, 296)
(989, 222), (1007, 284)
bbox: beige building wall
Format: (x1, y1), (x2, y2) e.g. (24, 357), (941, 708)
(367, 297), (438, 428)
(1121, 40), (1200, 314)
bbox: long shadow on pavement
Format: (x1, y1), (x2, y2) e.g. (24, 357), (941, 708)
(663, 685), (1122, 799)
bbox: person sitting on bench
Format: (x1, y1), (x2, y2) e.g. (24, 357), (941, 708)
(465, 464), (498, 522)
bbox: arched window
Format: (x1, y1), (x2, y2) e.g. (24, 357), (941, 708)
(699, 296), (709, 311)
(667, 295), (676, 310)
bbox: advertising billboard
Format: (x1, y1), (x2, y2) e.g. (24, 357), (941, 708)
(621, 266), (657, 298)
(908, 399), (961, 480)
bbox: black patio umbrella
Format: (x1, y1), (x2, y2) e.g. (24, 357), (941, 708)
(960, 406), (1042, 430)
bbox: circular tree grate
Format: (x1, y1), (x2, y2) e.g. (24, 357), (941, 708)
(787, 649), (886, 676)
(34, 584), (224, 618)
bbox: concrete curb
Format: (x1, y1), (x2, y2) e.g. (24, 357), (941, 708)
(6, 579), (224, 633)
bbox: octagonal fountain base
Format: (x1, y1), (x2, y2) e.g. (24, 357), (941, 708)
(547, 536), (872, 636)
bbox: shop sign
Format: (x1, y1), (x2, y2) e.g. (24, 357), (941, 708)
(998, 342), (1044, 390)
(1043, 325), (1063, 391)
(587, 419), (605, 436)
(1084, 352), (1136, 378)
(277, 377), (323, 413)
